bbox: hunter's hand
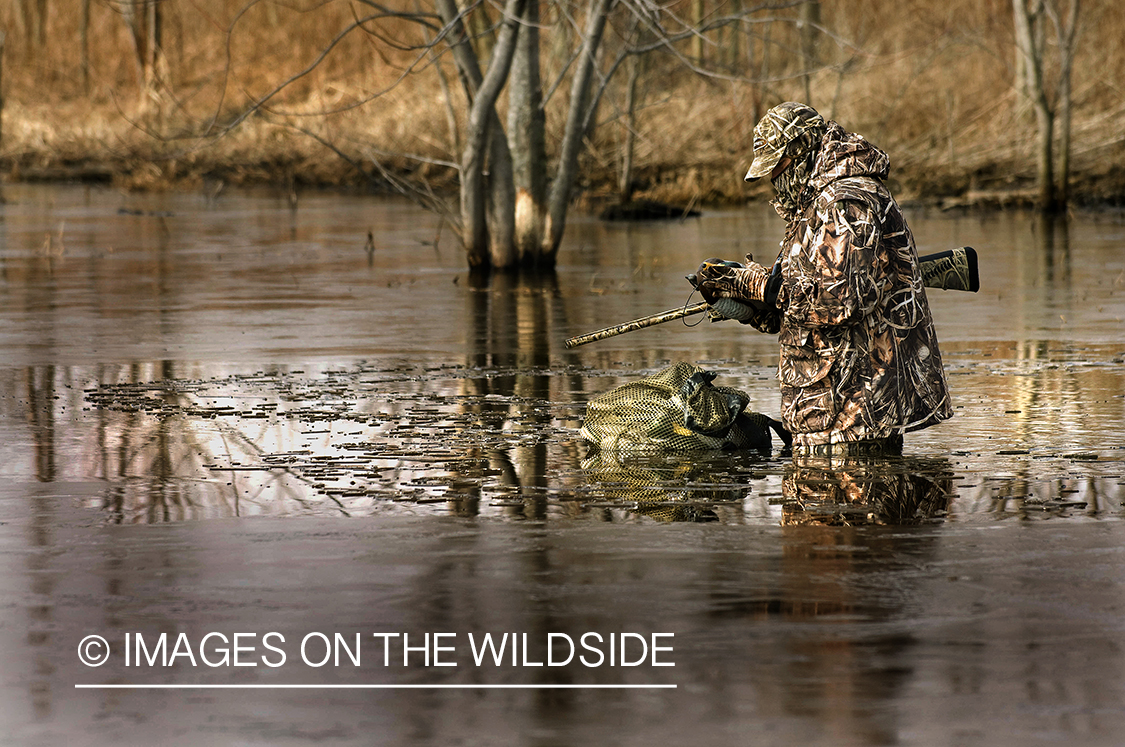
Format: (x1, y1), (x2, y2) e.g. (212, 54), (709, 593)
(694, 256), (771, 305)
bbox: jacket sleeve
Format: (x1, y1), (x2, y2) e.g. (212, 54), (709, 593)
(778, 198), (883, 330)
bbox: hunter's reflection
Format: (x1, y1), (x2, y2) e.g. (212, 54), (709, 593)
(691, 453), (953, 742)
(766, 455), (952, 743)
(781, 454), (954, 526)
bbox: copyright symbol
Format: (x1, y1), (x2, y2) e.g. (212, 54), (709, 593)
(78, 635), (110, 667)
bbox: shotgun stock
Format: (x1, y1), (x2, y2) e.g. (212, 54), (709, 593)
(920, 246), (979, 292)
(564, 247), (978, 349)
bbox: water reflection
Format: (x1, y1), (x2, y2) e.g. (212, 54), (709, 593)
(25, 365), (59, 482)
(1, 185), (1122, 525)
(734, 524), (931, 746)
(781, 455), (954, 526)
(20, 270), (596, 523)
(1031, 212), (1072, 293)
(4, 186), (1125, 745)
(454, 271), (559, 520)
(694, 463), (956, 743)
(576, 451), (958, 526)
(579, 451), (755, 522)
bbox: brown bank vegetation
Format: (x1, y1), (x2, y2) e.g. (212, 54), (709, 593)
(2, 1), (1124, 240)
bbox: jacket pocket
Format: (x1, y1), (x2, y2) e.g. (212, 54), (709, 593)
(778, 327), (838, 432)
(778, 343), (833, 387)
(781, 378), (837, 434)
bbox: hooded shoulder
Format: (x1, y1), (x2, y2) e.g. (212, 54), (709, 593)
(807, 121), (890, 198)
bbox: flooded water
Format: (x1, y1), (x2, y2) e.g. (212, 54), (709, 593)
(1, 183), (1123, 745)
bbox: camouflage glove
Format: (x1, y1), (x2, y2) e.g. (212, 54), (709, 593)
(709, 300), (780, 332)
(687, 258), (781, 332)
(688, 259), (754, 322)
(695, 256), (771, 306)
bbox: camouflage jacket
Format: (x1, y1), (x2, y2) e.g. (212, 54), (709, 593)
(756, 122), (953, 451)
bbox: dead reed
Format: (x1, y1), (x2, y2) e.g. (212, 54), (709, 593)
(1, 0), (1123, 204)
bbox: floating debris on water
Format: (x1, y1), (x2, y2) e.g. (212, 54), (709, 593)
(74, 357), (1125, 524)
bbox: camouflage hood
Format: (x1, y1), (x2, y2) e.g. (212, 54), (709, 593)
(777, 121), (891, 219)
(807, 121), (890, 197)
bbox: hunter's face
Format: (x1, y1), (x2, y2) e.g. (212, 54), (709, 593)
(770, 157), (792, 182)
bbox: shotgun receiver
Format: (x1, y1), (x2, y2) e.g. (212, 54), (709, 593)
(564, 246), (978, 349)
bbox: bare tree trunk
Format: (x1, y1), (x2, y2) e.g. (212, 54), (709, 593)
(14, 0), (49, 60)
(1032, 95), (1056, 210)
(12, 2), (26, 51)
(123, 0), (165, 107)
(726, 0), (742, 69)
(508, 0), (548, 264)
(619, 52), (643, 201)
(1052, 0), (1080, 207)
(415, 0), (461, 156)
(35, 0), (47, 48)
(750, 19), (773, 123)
(1055, 43), (1072, 207)
(81, 0), (92, 95)
(544, 0), (616, 260)
(1012, 0), (1080, 211)
(486, 120), (518, 268)
(438, 0), (526, 268)
(1014, 0), (1046, 121)
(745, 22), (761, 126)
(468, 1), (497, 60)
(25, 0), (47, 52)
(0, 32), (4, 149)
(146, 0), (162, 89)
(435, 0), (489, 265)
(1012, 0), (1056, 210)
(799, 0), (820, 105)
(123, 1), (145, 94)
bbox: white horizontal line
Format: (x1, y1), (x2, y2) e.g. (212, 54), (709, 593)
(75, 683), (676, 690)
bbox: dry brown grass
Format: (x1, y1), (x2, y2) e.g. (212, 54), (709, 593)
(2, 0), (1124, 203)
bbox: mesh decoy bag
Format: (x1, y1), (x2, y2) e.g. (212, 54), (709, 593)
(580, 362), (788, 452)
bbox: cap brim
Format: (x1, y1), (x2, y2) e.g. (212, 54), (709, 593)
(744, 149), (783, 182)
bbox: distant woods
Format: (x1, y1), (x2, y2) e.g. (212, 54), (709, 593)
(1, 0), (1122, 268)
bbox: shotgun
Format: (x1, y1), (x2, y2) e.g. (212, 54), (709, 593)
(564, 246), (978, 349)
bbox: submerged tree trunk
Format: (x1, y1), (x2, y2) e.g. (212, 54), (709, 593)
(486, 116), (518, 268)
(543, 0), (616, 262)
(437, 0), (526, 268)
(436, 0), (488, 265)
(508, 0), (548, 264)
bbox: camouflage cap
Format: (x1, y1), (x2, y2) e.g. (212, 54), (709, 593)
(744, 102), (826, 182)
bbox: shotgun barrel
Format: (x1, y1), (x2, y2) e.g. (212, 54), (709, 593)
(564, 301), (711, 349)
(564, 247), (978, 349)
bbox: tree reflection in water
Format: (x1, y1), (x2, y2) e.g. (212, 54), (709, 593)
(58, 271), (590, 523)
(448, 270), (558, 521)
